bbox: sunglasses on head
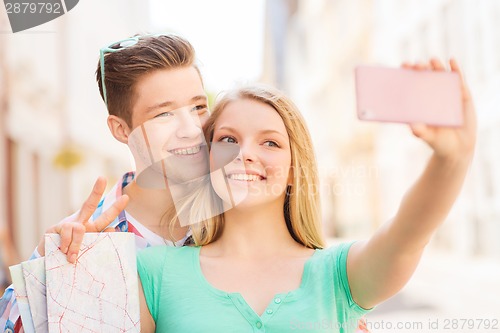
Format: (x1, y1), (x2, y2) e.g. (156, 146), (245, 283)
(99, 33), (169, 106)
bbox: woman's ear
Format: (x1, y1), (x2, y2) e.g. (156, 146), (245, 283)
(107, 115), (132, 144)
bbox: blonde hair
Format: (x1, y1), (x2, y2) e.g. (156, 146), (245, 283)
(192, 84), (325, 249)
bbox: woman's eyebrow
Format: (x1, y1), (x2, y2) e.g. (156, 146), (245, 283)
(216, 126), (287, 138)
(259, 129), (288, 139)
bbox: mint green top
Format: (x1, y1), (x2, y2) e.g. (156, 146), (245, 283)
(137, 243), (370, 333)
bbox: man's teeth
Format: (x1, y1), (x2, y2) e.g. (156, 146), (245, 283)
(228, 174), (262, 181)
(172, 146), (201, 155)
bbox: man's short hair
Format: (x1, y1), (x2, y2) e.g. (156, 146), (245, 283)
(96, 34), (199, 126)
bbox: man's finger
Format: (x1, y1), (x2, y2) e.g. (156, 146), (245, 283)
(92, 195), (129, 232)
(59, 223), (75, 254)
(66, 223), (86, 264)
(77, 177), (107, 223)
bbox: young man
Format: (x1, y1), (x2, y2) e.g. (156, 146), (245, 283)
(0, 33), (211, 332)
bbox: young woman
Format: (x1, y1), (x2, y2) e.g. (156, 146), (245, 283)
(137, 58), (476, 332)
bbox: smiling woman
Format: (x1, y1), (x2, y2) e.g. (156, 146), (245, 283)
(209, 98), (292, 210)
(137, 58), (476, 331)
(136, 84), (371, 333)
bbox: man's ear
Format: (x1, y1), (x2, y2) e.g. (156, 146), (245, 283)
(107, 115), (132, 144)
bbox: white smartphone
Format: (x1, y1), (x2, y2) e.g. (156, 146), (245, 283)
(354, 65), (463, 126)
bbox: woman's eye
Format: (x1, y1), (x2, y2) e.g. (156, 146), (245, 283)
(219, 136), (237, 144)
(263, 140), (279, 147)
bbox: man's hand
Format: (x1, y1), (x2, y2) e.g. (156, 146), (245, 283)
(38, 177), (129, 263)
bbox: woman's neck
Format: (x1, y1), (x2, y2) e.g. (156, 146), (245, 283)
(209, 201), (305, 258)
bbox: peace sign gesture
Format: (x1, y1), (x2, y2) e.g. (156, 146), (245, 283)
(37, 177), (129, 263)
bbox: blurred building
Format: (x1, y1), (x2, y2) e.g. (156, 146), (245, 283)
(0, 0), (151, 259)
(263, 0), (500, 257)
(263, 0), (380, 239)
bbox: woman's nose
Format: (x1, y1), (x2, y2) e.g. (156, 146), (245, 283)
(237, 143), (257, 163)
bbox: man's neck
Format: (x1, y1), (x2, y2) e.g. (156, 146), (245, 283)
(123, 180), (188, 241)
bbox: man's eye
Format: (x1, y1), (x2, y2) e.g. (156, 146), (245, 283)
(192, 105), (208, 114)
(155, 111), (174, 118)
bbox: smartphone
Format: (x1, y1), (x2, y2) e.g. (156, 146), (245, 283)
(354, 65), (463, 126)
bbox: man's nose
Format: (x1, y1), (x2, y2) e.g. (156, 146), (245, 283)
(176, 111), (202, 139)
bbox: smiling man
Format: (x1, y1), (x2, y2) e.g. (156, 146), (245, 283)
(0, 33), (212, 332)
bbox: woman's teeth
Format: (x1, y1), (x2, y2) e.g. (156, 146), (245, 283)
(228, 174), (262, 181)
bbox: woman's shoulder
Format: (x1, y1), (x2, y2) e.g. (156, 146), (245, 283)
(316, 241), (354, 255)
(309, 241), (356, 267)
(305, 242), (357, 290)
